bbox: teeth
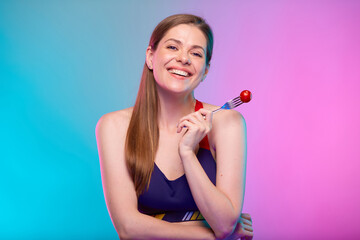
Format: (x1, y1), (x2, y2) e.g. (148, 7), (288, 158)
(168, 69), (189, 77)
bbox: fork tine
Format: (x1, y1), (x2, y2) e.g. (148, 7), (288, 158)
(229, 97), (242, 108)
(230, 96), (240, 102)
(231, 99), (242, 105)
(233, 102), (244, 108)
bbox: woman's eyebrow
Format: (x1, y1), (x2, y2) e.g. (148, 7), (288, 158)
(164, 38), (205, 53)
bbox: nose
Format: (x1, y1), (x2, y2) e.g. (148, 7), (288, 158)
(176, 51), (191, 65)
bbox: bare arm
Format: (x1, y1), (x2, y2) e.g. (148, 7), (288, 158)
(96, 112), (217, 240)
(177, 109), (247, 239)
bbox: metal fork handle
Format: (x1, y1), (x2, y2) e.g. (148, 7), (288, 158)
(212, 108), (222, 113)
(212, 101), (244, 113)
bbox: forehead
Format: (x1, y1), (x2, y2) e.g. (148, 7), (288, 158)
(160, 24), (207, 49)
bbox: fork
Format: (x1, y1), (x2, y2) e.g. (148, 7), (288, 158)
(212, 96), (244, 113)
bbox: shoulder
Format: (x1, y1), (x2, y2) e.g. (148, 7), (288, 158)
(212, 109), (246, 144)
(95, 107), (133, 137)
(202, 101), (246, 128)
(214, 110), (246, 131)
(95, 107), (134, 172)
(202, 102), (246, 148)
(95, 107), (134, 150)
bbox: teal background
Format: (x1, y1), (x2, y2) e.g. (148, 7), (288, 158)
(2, 0), (360, 239)
(0, 1), (157, 239)
(0, 1), (212, 239)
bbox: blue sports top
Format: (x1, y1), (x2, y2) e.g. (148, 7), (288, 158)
(137, 100), (217, 222)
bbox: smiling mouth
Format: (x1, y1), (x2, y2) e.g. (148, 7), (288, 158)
(167, 68), (192, 77)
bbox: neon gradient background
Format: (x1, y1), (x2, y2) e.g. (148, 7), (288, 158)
(1, 0), (359, 239)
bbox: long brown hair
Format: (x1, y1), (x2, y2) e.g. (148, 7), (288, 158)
(125, 14), (214, 196)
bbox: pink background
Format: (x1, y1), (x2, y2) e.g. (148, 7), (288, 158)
(194, 1), (360, 239)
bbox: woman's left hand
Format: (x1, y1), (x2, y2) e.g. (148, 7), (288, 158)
(177, 108), (213, 155)
(222, 213), (253, 240)
(234, 213), (254, 240)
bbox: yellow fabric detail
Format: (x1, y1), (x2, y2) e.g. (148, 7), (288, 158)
(197, 213), (204, 220)
(190, 211), (199, 220)
(154, 213), (165, 220)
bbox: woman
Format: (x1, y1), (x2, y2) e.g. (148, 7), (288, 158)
(96, 14), (253, 240)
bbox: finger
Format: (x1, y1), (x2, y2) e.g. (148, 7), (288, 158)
(198, 108), (213, 123)
(178, 114), (206, 133)
(193, 111), (211, 134)
(240, 213), (252, 222)
(179, 112), (204, 125)
(179, 116), (203, 134)
(176, 123), (188, 134)
(241, 218), (252, 226)
(243, 235), (253, 240)
(240, 213), (252, 220)
(177, 120), (195, 133)
(193, 110), (206, 122)
(238, 227), (254, 238)
(187, 113), (204, 126)
(236, 222), (253, 234)
(237, 221), (253, 231)
(190, 113), (210, 135)
(244, 231), (254, 237)
(243, 224), (253, 232)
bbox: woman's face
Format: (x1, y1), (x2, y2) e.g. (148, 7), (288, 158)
(146, 24), (209, 95)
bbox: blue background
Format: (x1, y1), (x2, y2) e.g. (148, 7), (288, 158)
(1, 1), (212, 239)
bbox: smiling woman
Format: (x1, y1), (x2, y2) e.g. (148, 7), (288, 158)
(147, 24), (208, 95)
(95, 14), (253, 240)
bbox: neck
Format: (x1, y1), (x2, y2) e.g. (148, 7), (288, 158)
(156, 88), (196, 131)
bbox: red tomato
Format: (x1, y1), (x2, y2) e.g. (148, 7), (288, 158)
(240, 90), (252, 103)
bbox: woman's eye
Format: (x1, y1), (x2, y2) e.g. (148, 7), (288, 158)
(167, 45), (177, 50)
(192, 52), (203, 58)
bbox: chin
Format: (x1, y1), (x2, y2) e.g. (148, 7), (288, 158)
(162, 84), (192, 95)
(169, 87), (190, 94)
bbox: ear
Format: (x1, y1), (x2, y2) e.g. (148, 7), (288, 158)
(201, 63), (210, 82)
(146, 46), (154, 70)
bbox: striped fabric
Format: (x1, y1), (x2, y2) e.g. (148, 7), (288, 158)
(153, 210), (205, 222)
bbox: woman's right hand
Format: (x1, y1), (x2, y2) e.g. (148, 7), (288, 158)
(222, 213), (253, 240)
